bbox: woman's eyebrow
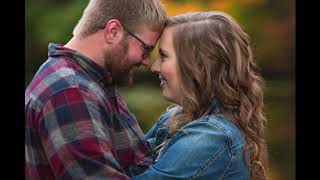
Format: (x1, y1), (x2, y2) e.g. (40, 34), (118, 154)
(159, 48), (168, 55)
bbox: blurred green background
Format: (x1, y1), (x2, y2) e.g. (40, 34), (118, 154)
(25, 0), (295, 179)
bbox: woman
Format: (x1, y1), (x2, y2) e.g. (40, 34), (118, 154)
(133, 11), (268, 180)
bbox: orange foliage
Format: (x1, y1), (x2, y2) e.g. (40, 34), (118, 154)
(210, 0), (233, 11)
(162, 0), (204, 16)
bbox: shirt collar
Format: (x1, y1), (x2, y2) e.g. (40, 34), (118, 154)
(48, 43), (113, 87)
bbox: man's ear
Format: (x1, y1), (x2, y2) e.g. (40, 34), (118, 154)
(103, 19), (124, 44)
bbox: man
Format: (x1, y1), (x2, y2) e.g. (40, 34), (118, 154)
(25, 0), (167, 179)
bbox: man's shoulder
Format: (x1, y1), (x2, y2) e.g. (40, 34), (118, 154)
(25, 58), (93, 105)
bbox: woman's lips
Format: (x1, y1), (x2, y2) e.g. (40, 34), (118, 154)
(159, 75), (167, 87)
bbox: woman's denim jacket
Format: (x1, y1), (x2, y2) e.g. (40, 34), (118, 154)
(132, 98), (250, 180)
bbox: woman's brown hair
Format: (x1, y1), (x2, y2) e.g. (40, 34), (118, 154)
(164, 11), (268, 180)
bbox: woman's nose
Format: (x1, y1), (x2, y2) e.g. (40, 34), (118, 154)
(151, 58), (160, 73)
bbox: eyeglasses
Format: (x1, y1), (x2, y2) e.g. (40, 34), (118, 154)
(122, 25), (154, 59)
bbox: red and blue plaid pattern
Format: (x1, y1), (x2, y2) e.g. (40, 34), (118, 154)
(25, 43), (152, 179)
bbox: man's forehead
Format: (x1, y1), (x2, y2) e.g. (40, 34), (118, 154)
(138, 27), (162, 46)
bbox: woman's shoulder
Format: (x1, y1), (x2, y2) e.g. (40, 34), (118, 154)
(150, 114), (248, 179)
(180, 114), (245, 150)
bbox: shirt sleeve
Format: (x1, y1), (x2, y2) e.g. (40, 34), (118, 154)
(132, 121), (232, 180)
(38, 87), (130, 179)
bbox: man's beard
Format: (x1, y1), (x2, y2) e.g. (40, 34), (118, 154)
(104, 39), (135, 86)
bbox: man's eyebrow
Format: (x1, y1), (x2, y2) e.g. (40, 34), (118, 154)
(143, 39), (154, 49)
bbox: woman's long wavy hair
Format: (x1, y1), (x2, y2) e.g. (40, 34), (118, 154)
(163, 11), (268, 179)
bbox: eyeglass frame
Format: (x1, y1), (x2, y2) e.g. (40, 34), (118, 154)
(122, 25), (154, 59)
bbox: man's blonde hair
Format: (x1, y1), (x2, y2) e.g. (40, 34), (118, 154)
(73, 0), (168, 38)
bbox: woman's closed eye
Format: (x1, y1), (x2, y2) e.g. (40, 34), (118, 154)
(159, 49), (168, 61)
(160, 52), (167, 60)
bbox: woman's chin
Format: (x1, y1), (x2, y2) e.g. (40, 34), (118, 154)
(162, 90), (170, 101)
(162, 91), (177, 104)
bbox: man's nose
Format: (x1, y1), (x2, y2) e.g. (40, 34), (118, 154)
(141, 57), (151, 68)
